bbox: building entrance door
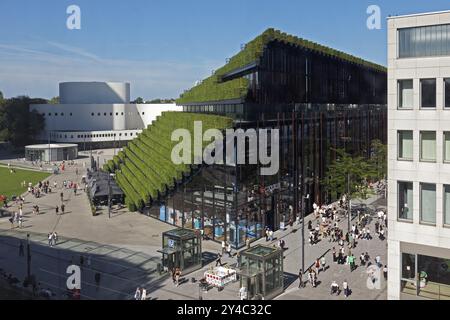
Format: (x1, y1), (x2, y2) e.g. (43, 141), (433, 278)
(162, 252), (180, 271)
(243, 273), (263, 300)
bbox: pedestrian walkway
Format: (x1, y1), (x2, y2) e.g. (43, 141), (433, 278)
(0, 228), (166, 300)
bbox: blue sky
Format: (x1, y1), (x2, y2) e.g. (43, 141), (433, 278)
(0, 0), (449, 100)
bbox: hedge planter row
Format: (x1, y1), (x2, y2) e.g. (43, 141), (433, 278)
(103, 112), (232, 211)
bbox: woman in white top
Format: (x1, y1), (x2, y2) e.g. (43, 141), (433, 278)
(141, 288), (147, 300)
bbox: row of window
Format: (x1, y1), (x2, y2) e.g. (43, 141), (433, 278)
(76, 132), (135, 139)
(51, 132), (137, 139)
(397, 78), (450, 109)
(44, 112), (145, 117)
(398, 130), (450, 162)
(398, 181), (450, 225)
(398, 23), (450, 59)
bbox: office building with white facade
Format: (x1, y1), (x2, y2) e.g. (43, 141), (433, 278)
(388, 11), (450, 300)
(31, 82), (181, 150)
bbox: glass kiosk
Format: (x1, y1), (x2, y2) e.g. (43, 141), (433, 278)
(158, 228), (202, 274)
(237, 245), (284, 300)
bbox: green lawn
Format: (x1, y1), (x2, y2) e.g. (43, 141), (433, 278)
(0, 166), (51, 200)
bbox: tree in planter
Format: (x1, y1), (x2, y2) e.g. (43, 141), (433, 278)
(322, 148), (374, 201)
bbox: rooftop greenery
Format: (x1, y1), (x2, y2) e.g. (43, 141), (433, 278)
(177, 28), (386, 105)
(104, 112), (233, 211)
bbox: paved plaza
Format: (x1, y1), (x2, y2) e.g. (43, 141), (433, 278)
(0, 151), (387, 300)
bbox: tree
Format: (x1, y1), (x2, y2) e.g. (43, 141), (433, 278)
(368, 139), (387, 181)
(322, 148), (373, 201)
(0, 96), (46, 147)
(0, 91), (3, 102)
(49, 96), (59, 104)
(132, 97), (145, 104)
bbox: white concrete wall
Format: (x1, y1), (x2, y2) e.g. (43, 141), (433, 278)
(60, 82), (130, 104)
(31, 103), (182, 133)
(387, 11), (450, 300)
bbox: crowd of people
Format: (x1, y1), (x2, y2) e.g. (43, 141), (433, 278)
(295, 192), (388, 298)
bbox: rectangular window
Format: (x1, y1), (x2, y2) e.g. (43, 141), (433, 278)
(420, 131), (436, 162)
(420, 183), (436, 224)
(398, 130), (413, 160)
(398, 80), (413, 109)
(444, 185), (450, 226)
(420, 79), (436, 108)
(399, 24), (450, 58)
(444, 132), (450, 162)
(398, 181), (413, 221)
(445, 79), (450, 108)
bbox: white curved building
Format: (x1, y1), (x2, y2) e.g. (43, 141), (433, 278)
(31, 82), (181, 149)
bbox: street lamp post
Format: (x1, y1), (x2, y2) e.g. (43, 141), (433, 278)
(108, 174), (111, 219)
(301, 193), (309, 275)
(347, 173), (351, 233)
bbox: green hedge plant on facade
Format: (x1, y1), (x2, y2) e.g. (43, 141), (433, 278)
(177, 28), (386, 105)
(105, 112), (232, 212)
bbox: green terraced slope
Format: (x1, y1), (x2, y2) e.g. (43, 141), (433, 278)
(177, 28), (386, 105)
(104, 112), (233, 211)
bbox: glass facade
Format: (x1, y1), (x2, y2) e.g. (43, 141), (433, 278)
(401, 252), (450, 300)
(399, 24), (450, 58)
(238, 245), (284, 300)
(398, 181), (413, 221)
(158, 228), (202, 274)
(398, 130), (413, 160)
(146, 105), (387, 248)
(420, 183), (436, 224)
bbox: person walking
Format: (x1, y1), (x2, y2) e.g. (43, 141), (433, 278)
(140, 288), (147, 300)
(175, 268), (181, 287)
(239, 286), (248, 300)
(134, 287), (141, 300)
(18, 215), (23, 229)
(268, 229), (274, 241)
(330, 280), (339, 295)
(360, 253), (366, 266)
(349, 254), (356, 272)
(221, 241), (226, 254)
(226, 243), (232, 258)
(315, 259), (321, 274)
(61, 204), (65, 215)
(343, 280), (349, 298)
(298, 269), (304, 288)
(375, 255), (381, 268)
(19, 241), (24, 257)
(55, 206), (59, 215)
(52, 232), (58, 246)
(60, 191), (64, 203)
(171, 268), (176, 284)
(320, 256), (327, 273)
(48, 233), (53, 247)
(383, 265), (388, 280)
(215, 252), (223, 267)
(332, 247), (337, 263)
